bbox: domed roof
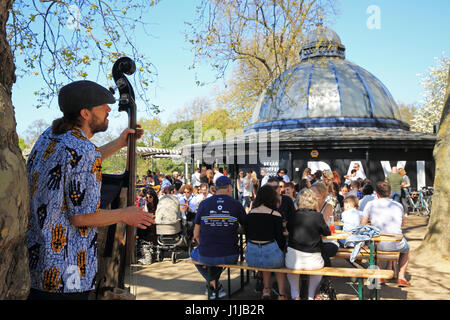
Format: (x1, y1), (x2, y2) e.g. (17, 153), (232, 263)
(247, 27), (409, 132)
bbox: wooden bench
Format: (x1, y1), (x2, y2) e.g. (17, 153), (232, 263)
(186, 259), (394, 300)
(335, 248), (400, 262)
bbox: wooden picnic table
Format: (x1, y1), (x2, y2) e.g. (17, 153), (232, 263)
(322, 230), (403, 300)
(322, 230), (403, 242)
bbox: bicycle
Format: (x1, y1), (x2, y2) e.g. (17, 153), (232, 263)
(407, 187), (433, 216)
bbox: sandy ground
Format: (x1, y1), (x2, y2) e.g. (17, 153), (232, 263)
(125, 215), (450, 300)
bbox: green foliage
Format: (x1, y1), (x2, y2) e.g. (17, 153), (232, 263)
(101, 153), (126, 174)
(397, 102), (419, 127)
(7, 0), (161, 113)
(202, 108), (242, 140)
(138, 117), (163, 147)
(153, 159), (184, 176)
(186, 0), (338, 123)
(18, 138), (27, 151)
(159, 120), (195, 149)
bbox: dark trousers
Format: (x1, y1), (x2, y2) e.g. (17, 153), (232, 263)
(321, 243), (339, 268)
(28, 288), (91, 300)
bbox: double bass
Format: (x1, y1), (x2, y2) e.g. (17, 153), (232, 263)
(96, 57), (138, 298)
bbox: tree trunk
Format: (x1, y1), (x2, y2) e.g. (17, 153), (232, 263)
(415, 67), (450, 261)
(0, 0), (31, 299)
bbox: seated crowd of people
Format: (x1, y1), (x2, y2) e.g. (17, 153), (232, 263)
(134, 164), (411, 300)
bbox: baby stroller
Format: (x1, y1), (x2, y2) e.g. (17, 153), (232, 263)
(154, 195), (194, 263)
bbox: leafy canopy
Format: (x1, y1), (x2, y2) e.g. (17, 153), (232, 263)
(8, 0), (161, 114)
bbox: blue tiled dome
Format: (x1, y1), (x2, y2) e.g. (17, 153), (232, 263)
(246, 26), (408, 132)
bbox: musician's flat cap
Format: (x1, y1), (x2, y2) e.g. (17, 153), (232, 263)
(58, 80), (115, 114)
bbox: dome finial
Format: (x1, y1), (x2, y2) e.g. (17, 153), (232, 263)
(300, 25), (346, 61)
(316, 17), (324, 27)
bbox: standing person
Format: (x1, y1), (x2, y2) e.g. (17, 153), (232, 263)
(212, 167), (224, 184)
(302, 168), (313, 182)
(309, 171), (322, 185)
(398, 168), (411, 217)
(153, 171), (160, 186)
(284, 182), (298, 210)
(236, 170), (245, 205)
(360, 181), (411, 287)
(385, 166), (403, 204)
(332, 171), (341, 185)
(285, 189), (331, 300)
(199, 167), (208, 185)
(251, 171), (259, 198)
(172, 171), (182, 186)
(344, 163), (366, 181)
(244, 185), (288, 300)
(191, 167), (201, 187)
(278, 168), (290, 183)
(26, 80), (154, 300)
(191, 176), (247, 298)
(242, 170), (254, 213)
(206, 169), (215, 187)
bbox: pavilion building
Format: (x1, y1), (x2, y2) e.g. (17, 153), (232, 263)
(181, 26), (436, 189)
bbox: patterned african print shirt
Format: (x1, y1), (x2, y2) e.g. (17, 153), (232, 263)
(26, 126), (102, 293)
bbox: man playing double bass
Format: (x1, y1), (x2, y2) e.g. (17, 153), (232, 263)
(26, 80), (154, 300)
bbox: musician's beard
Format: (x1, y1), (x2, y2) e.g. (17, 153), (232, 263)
(89, 114), (109, 134)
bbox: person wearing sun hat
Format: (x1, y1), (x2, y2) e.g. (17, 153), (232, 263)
(190, 175), (247, 299)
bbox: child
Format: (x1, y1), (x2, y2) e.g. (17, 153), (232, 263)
(339, 195), (362, 247)
(340, 184), (349, 197)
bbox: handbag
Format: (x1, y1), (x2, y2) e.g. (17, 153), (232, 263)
(316, 279), (337, 300)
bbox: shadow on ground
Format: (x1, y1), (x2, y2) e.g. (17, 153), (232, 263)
(126, 215), (450, 300)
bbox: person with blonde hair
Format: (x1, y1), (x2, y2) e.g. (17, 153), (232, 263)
(251, 171), (260, 198)
(302, 168), (313, 181)
(311, 181), (339, 291)
(285, 188), (331, 300)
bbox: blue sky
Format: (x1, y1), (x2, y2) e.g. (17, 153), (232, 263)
(12, 0), (450, 140)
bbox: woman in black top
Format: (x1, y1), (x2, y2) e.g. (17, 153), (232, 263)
(244, 185), (288, 300)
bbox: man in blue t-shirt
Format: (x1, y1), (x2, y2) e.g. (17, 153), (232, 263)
(190, 176), (246, 299)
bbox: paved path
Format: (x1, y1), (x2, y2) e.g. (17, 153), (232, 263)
(125, 215), (450, 300)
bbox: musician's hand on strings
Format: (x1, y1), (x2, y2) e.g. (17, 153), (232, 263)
(117, 124), (144, 148)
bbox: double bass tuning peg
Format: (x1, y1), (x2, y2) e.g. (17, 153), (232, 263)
(108, 86), (116, 95)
